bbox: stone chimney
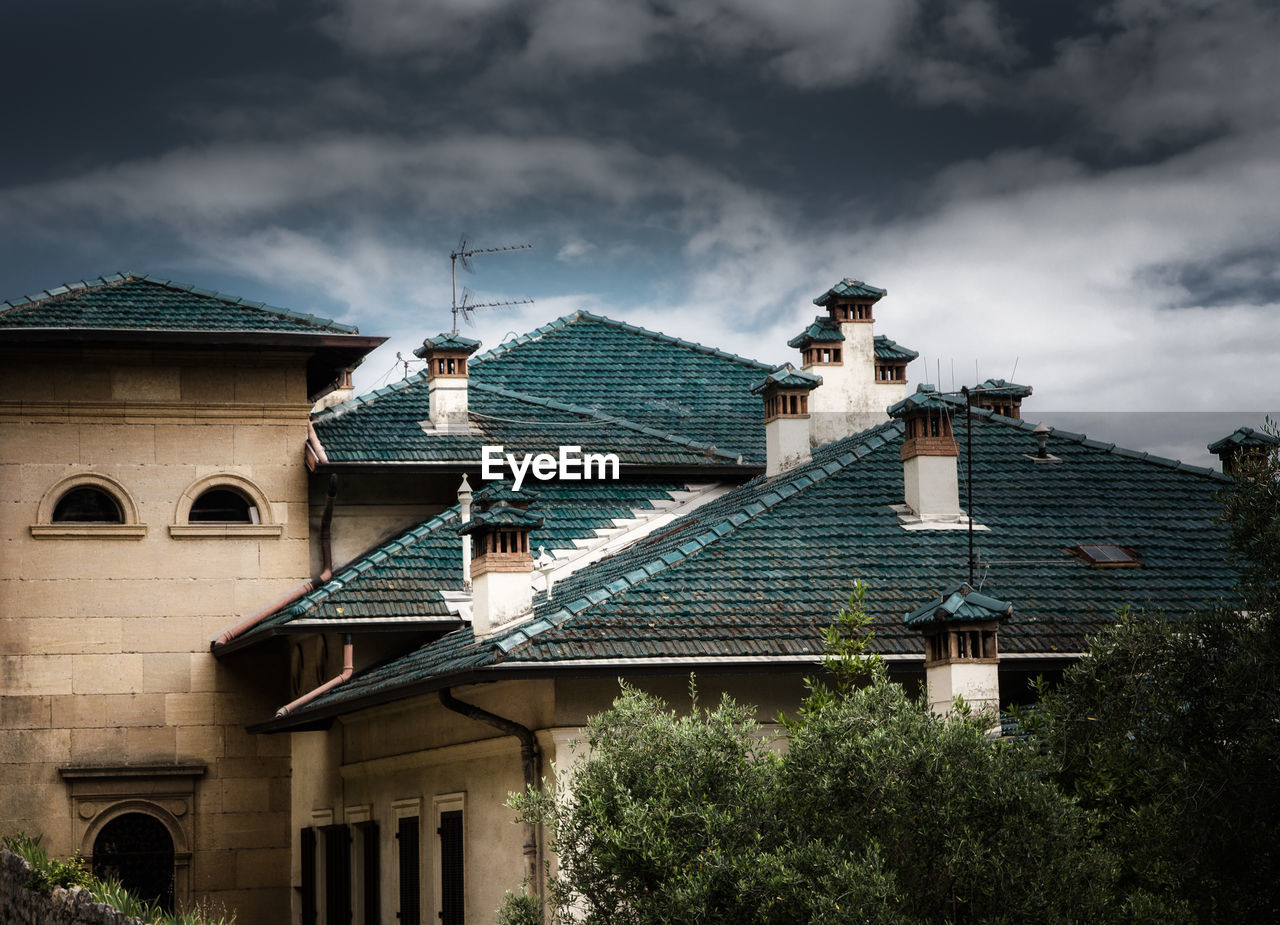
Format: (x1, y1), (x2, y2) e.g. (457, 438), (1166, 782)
(889, 384), (961, 521)
(971, 379), (1032, 419)
(792, 279), (917, 447)
(312, 368), (357, 413)
(457, 488), (543, 638)
(1208, 427), (1279, 476)
(415, 332), (481, 432)
(750, 364), (821, 476)
(904, 583), (1011, 715)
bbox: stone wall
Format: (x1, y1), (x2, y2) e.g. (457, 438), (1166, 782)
(0, 849), (145, 925)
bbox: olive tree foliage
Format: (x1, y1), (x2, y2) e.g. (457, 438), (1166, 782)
(1024, 425), (1280, 924)
(504, 586), (1113, 924)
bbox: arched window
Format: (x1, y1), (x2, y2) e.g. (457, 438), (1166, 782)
(171, 473), (282, 537)
(53, 486), (123, 523)
(93, 812), (175, 912)
(188, 488), (255, 523)
(31, 474), (145, 538)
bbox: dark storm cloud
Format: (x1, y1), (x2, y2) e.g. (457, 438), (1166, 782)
(1, 0), (1277, 431)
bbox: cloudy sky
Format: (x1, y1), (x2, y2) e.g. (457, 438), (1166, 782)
(3, 0), (1277, 448)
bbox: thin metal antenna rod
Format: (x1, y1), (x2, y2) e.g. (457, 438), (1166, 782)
(962, 385), (975, 585)
(449, 237), (533, 333)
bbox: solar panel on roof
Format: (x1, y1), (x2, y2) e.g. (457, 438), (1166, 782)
(1075, 544), (1139, 565)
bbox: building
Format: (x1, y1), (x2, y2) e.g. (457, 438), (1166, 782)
(1, 273), (1241, 924)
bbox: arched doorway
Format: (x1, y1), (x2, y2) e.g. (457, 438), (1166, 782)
(92, 812), (175, 912)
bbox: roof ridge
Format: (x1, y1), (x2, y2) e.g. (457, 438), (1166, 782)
(471, 382), (746, 462)
(313, 368), (433, 421)
(1, 272), (358, 334)
(471, 310), (774, 371)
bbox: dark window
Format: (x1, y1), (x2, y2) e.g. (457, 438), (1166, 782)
(357, 820), (380, 925)
(53, 487), (122, 523)
(92, 813), (174, 912)
(397, 816), (420, 925)
(188, 488), (255, 523)
(439, 810), (464, 925)
(324, 824), (352, 925)
(301, 828), (318, 925)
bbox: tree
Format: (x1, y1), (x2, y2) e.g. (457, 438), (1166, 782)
(1028, 428), (1280, 923)
(507, 587), (1114, 924)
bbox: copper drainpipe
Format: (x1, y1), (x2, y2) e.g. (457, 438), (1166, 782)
(275, 634), (353, 717)
(439, 688), (542, 891)
(211, 474), (339, 648)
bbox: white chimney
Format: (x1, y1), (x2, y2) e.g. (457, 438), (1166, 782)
(415, 333), (481, 432)
(457, 500), (542, 638)
(889, 384), (961, 521)
(750, 365), (821, 476)
(792, 279), (917, 447)
(457, 474), (473, 587)
(904, 583), (1011, 716)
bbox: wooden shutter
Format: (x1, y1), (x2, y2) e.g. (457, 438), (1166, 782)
(357, 820), (380, 925)
(300, 828), (317, 925)
(396, 816), (420, 925)
(323, 824), (351, 925)
(438, 810), (464, 925)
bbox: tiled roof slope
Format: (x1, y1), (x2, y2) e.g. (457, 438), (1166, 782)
(284, 411), (1237, 721)
(470, 312), (773, 460)
(228, 480), (685, 647)
(314, 378), (747, 466)
(0, 273), (357, 334)
(874, 335), (919, 361)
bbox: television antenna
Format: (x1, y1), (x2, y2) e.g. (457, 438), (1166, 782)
(450, 235), (533, 333)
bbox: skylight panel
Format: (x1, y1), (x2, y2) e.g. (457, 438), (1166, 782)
(1073, 544), (1141, 567)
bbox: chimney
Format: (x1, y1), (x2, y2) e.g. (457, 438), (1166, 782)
(904, 583), (1011, 716)
(457, 474), (473, 587)
(456, 489), (543, 638)
(415, 333), (481, 432)
(889, 384), (960, 521)
(971, 378), (1032, 419)
(1208, 427), (1279, 476)
(793, 278), (917, 446)
(750, 364), (821, 476)
(312, 368), (357, 412)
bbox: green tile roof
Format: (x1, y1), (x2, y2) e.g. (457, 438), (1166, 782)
(1207, 426), (1279, 454)
(886, 383), (959, 417)
(975, 378), (1033, 399)
(750, 364), (822, 394)
(414, 332), (481, 356)
(787, 317), (844, 348)
(221, 479), (687, 650)
(875, 335), (919, 362)
(315, 312), (772, 464)
(813, 278), (887, 305)
(457, 504), (545, 534)
(275, 408), (1237, 724)
(903, 583), (1013, 626)
(0, 273), (358, 334)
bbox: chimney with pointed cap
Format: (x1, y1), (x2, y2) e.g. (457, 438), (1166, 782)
(457, 487), (543, 637)
(904, 583), (1011, 715)
(888, 384), (961, 521)
(750, 364), (821, 476)
(415, 332), (481, 431)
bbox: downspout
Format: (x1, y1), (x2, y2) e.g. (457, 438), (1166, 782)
(212, 474), (339, 648)
(439, 687), (542, 891)
(275, 635), (353, 717)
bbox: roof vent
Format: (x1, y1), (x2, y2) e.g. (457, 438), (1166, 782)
(1070, 544), (1141, 568)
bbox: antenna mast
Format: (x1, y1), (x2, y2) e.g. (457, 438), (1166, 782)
(450, 235), (533, 333)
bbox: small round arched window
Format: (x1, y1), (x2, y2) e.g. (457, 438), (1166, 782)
(52, 487), (124, 523)
(188, 488), (257, 524)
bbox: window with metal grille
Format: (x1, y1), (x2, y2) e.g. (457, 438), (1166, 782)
(301, 828), (317, 925)
(439, 810), (464, 925)
(324, 824), (352, 925)
(357, 820), (380, 925)
(397, 816), (420, 925)
(91, 812), (174, 912)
